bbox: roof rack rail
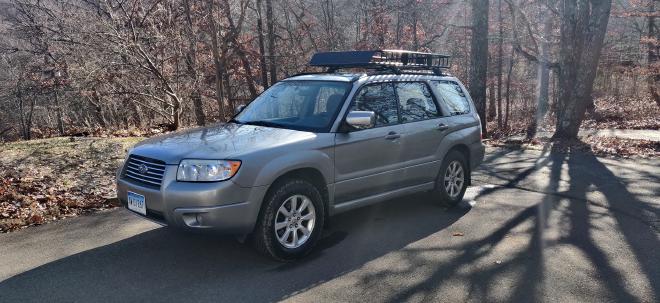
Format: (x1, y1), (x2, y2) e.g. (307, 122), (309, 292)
(309, 50), (450, 76)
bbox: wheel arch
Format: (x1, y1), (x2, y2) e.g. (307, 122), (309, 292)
(447, 143), (471, 185)
(259, 167), (330, 229)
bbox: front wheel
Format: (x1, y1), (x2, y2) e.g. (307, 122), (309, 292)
(432, 150), (469, 207)
(252, 179), (325, 261)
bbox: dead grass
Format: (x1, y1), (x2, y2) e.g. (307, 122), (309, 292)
(0, 137), (143, 232)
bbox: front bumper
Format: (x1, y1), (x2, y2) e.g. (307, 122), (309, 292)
(116, 165), (268, 235)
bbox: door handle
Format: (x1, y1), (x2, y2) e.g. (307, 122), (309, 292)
(385, 131), (401, 140)
(436, 123), (450, 131)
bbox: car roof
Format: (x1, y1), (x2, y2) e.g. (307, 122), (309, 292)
(283, 73), (362, 82)
(282, 73), (459, 83)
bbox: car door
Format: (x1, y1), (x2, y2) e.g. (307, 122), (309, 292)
(334, 82), (407, 203)
(396, 81), (452, 185)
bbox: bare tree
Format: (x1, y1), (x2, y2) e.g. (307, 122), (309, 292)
(469, 0), (489, 136)
(553, 0), (612, 140)
(266, 0), (276, 84)
(255, 0), (269, 88)
(535, 1), (552, 123)
(497, 0), (504, 128)
(647, 0), (659, 107)
(0, 0), (649, 142)
(184, 0), (206, 126)
(208, 0), (227, 120)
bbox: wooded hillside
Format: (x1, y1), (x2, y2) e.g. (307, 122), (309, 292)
(0, 0), (658, 141)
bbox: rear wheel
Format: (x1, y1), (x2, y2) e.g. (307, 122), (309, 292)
(252, 179), (325, 261)
(433, 150), (469, 207)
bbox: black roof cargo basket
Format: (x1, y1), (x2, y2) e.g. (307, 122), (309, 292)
(309, 50), (450, 76)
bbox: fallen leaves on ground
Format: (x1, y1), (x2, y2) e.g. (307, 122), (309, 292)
(487, 136), (660, 158)
(0, 137), (143, 232)
(0, 173), (120, 232)
(486, 95), (660, 140)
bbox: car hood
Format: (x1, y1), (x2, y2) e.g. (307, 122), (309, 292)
(130, 123), (317, 164)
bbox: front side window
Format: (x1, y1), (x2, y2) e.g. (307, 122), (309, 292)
(234, 80), (351, 132)
(396, 82), (439, 122)
(432, 81), (471, 115)
(349, 83), (399, 127)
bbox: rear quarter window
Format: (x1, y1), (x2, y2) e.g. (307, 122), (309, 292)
(395, 82), (439, 122)
(431, 81), (471, 116)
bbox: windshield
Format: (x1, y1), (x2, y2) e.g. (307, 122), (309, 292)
(233, 80), (351, 132)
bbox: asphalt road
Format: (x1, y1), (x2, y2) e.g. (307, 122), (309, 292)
(1, 147), (658, 302)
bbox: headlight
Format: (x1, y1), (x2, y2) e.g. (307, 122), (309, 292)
(176, 159), (241, 182)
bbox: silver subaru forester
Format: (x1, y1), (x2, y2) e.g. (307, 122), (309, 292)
(116, 50), (485, 260)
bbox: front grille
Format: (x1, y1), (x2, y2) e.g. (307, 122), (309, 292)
(123, 155), (166, 188)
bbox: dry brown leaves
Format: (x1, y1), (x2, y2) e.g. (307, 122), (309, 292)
(488, 136), (659, 158)
(486, 95), (660, 140)
(0, 173), (120, 232)
(0, 137), (142, 232)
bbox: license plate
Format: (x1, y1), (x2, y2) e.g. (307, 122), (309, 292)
(127, 191), (146, 215)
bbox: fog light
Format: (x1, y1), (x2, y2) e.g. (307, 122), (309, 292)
(182, 213), (205, 227)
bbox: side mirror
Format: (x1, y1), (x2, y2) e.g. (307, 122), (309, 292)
(345, 111), (375, 130)
(235, 104), (246, 115)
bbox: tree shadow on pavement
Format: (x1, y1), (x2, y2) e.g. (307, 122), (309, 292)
(378, 146), (565, 302)
(0, 194), (469, 302)
(379, 145), (658, 302)
(563, 150), (659, 302)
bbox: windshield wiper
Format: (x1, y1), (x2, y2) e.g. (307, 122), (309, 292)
(242, 120), (286, 128)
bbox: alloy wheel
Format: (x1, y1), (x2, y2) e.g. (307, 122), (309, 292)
(274, 194), (316, 249)
(444, 160), (465, 198)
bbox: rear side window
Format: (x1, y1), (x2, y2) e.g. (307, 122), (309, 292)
(431, 81), (471, 115)
(395, 82), (439, 122)
(350, 83), (398, 126)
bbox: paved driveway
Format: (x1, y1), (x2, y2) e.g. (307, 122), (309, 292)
(0, 147), (658, 302)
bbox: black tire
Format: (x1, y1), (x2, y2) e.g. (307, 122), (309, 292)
(252, 179), (325, 261)
(433, 150), (469, 207)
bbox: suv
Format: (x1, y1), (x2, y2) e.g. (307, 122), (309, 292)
(116, 50), (485, 260)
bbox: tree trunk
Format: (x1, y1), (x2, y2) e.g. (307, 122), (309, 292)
(17, 86), (35, 140)
(184, 0), (206, 126)
(256, 0), (269, 89)
(266, 0), (277, 84)
(222, 0), (259, 99)
(412, 3), (419, 51)
(497, 0), (504, 128)
(223, 55), (234, 112)
(488, 77), (496, 120)
(505, 49), (515, 129)
(87, 91), (108, 128)
(469, 0), (489, 137)
(54, 90), (65, 136)
(207, 0), (226, 121)
(647, 0), (660, 107)
(503, 0), (515, 130)
(553, 0), (612, 140)
(172, 97), (181, 129)
(488, 54), (497, 120)
(530, 3), (551, 137)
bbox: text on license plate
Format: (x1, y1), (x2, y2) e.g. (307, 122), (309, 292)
(127, 191), (146, 215)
